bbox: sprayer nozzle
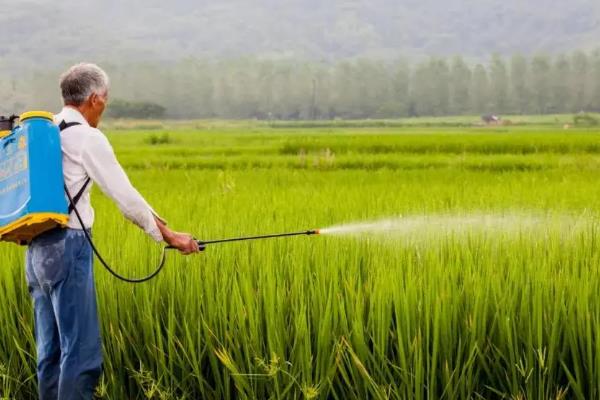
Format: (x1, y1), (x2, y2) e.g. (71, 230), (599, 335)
(307, 229), (320, 235)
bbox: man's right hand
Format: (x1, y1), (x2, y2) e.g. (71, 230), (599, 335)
(155, 218), (200, 254)
(164, 231), (200, 254)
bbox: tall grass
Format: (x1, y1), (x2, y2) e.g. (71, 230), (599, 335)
(1, 125), (600, 398)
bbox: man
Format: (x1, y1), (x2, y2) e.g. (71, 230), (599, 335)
(25, 63), (199, 399)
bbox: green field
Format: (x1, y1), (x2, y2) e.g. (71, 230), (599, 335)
(2, 122), (600, 399)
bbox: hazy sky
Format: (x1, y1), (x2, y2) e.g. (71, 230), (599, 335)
(1, 0), (599, 71)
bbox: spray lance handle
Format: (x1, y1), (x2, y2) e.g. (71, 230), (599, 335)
(164, 240), (206, 251)
(195, 240), (207, 251)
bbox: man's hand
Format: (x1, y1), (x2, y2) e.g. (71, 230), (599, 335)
(164, 231), (199, 254)
(155, 218), (200, 255)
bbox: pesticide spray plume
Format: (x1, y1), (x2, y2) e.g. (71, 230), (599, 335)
(318, 212), (596, 240)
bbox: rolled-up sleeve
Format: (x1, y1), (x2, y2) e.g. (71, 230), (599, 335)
(81, 130), (165, 242)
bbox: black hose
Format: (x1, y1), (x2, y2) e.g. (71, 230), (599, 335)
(66, 188), (170, 283)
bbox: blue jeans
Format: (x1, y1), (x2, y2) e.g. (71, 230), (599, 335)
(26, 228), (103, 400)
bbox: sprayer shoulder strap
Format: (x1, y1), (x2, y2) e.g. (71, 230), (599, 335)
(65, 180), (90, 214)
(58, 120), (82, 131)
(59, 120), (90, 214)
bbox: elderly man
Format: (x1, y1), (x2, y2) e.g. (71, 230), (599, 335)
(25, 63), (199, 400)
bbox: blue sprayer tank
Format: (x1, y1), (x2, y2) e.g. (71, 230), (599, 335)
(0, 111), (69, 244)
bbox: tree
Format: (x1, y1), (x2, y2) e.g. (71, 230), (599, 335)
(509, 54), (530, 114)
(489, 54), (510, 113)
(530, 55), (552, 114)
(590, 50), (600, 112)
(570, 51), (590, 112)
(470, 64), (490, 114)
(331, 61), (356, 118)
(411, 58), (450, 116)
(550, 55), (571, 113)
(449, 56), (471, 115)
(389, 59), (411, 117)
(431, 58), (451, 116)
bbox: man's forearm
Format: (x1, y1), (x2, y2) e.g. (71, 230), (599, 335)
(155, 217), (172, 243)
(154, 217), (199, 254)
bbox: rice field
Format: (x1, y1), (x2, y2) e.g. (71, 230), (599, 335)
(2, 122), (600, 399)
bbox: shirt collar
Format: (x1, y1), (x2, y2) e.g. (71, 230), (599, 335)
(54, 106), (90, 127)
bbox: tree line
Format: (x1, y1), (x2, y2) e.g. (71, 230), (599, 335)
(2, 51), (600, 119)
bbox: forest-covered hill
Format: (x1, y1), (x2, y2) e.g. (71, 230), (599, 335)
(1, 0), (599, 71)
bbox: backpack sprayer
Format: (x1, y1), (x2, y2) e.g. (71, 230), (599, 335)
(0, 112), (320, 283)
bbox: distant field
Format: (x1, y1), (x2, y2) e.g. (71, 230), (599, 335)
(2, 123), (600, 399)
(112, 124), (600, 173)
(101, 113), (599, 131)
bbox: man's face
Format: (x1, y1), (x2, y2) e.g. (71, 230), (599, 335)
(86, 90), (108, 128)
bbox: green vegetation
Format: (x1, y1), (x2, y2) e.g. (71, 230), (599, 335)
(2, 123), (600, 398)
(5, 51), (600, 120)
(574, 113), (600, 127)
(106, 99), (166, 119)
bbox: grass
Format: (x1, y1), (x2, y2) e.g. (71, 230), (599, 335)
(1, 122), (600, 398)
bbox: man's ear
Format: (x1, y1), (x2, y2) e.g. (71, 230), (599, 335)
(89, 92), (99, 106)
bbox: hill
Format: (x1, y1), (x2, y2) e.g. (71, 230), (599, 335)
(1, 0), (599, 72)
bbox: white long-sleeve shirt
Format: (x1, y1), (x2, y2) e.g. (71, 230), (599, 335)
(55, 107), (164, 242)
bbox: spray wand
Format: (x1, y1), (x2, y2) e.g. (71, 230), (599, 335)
(174, 229), (321, 251)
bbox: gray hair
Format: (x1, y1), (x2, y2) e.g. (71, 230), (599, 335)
(59, 63), (110, 106)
